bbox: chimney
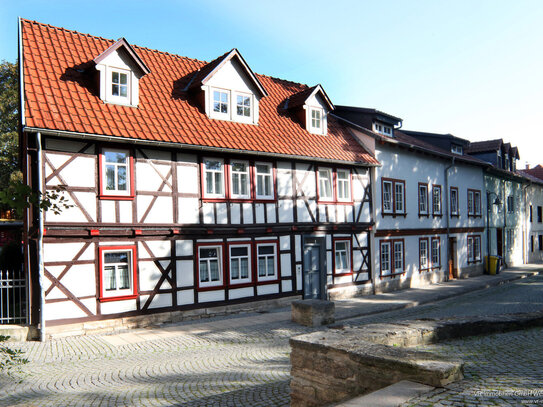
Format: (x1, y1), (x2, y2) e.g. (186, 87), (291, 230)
(526, 162), (530, 170)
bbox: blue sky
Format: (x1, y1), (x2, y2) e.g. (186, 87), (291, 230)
(1, 0), (542, 165)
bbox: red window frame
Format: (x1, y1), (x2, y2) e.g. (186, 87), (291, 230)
(98, 245), (138, 302)
(201, 158), (277, 203)
(98, 146), (135, 200)
(196, 242), (226, 291)
(467, 235), (481, 264)
(332, 237), (353, 276)
(381, 178), (406, 216)
(467, 189), (481, 217)
(431, 237), (441, 269)
(316, 167), (354, 205)
(450, 187), (459, 217)
(418, 183), (429, 216)
(432, 185), (442, 216)
(380, 238), (405, 277)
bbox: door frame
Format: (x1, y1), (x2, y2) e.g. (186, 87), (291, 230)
(302, 235), (327, 300)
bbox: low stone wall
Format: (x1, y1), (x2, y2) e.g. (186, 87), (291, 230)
(290, 311), (543, 407)
(291, 300), (334, 327)
(44, 295), (301, 340)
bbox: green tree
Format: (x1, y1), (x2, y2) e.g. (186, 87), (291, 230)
(0, 60), (19, 190)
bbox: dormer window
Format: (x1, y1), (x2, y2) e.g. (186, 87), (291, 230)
(373, 122), (392, 136)
(451, 144), (463, 155)
(111, 70), (129, 98)
(213, 90), (229, 114)
(311, 109), (322, 130)
(236, 95), (251, 117)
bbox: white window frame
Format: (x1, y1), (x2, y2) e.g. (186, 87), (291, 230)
(451, 144), (463, 155)
(380, 241), (391, 275)
(334, 239), (351, 275)
(432, 186), (442, 215)
(310, 108), (322, 133)
(230, 160), (250, 200)
(198, 245), (223, 288)
(102, 148), (131, 197)
(382, 180), (393, 213)
(450, 187), (459, 216)
(203, 158), (225, 199)
(336, 169), (351, 202)
(419, 184), (428, 215)
(474, 191), (481, 215)
(468, 190), (474, 215)
(107, 67), (131, 105)
(101, 248), (135, 299)
(431, 238), (440, 267)
(229, 244), (252, 284)
(395, 182), (405, 213)
(419, 239), (429, 270)
(393, 241), (404, 273)
(318, 167), (334, 202)
(235, 93), (252, 119)
(256, 243), (278, 282)
(211, 88), (230, 118)
(255, 162), (274, 200)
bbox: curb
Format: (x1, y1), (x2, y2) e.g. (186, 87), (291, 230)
(333, 271), (540, 323)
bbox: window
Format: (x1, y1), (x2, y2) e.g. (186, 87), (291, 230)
(531, 235), (535, 252)
(530, 205), (533, 222)
(236, 95), (251, 117)
(257, 243), (278, 281)
(467, 235), (481, 264)
(497, 150), (502, 168)
(507, 196), (514, 213)
(213, 90), (229, 114)
(379, 239), (404, 276)
(468, 189), (481, 216)
(431, 238), (440, 268)
(111, 70), (128, 99)
(203, 158), (225, 198)
(451, 144), (463, 155)
(255, 162), (274, 200)
(336, 170), (351, 202)
(198, 245), (223, 288)
(100, 148), (134, 199)
(334, 239), (352, 275)
(432, 185), (442, 215)
(311, 109), (321, 130)
(229, 244), (251, 284)
(539, 235), (543, 251)
(539, 206), (542, 223)
(450, 187), (459, 216)
(230, 161), (250, 199)
(99, 246), (137, 301)
(318, 168), (333, 201)
(506, 229), (514, 250)
(374, 122), (392, 136)
(382, 178), (405, 215)
(418, 183), (428, 215)
(419, 238), (429, 271)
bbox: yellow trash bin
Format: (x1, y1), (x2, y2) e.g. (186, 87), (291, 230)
(485, 256), (499, 275)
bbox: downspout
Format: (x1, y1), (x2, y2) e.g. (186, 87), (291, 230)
(522, 181), (530, 264)
(370, 166), (377, 295)
(445, 157), (455, 280)
(37, 132), (45, 342)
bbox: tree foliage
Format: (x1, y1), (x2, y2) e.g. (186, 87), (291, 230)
(0, 60), (18, 190)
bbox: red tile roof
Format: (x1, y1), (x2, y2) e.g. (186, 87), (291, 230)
(521, 165), (543, 181)
(21, 19), (378, 165)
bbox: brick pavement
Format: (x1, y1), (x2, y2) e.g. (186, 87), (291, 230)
(1, 270), (542, 406)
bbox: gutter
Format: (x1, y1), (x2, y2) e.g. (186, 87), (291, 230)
(37, 132), (46, 342)
(22, 127), (379, 168)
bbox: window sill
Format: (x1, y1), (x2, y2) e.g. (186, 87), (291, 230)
(99, 194), (135, 201)
(198, 283), (226, 291)
(450, 214), (460, 218)
(382, 212), (407, 218)
(418, 213), (429, 218)
(203, 198), (277, 204)
(380, 271), (405, 278)
(432, 213), (443, 218)
(333, 271), (353, 277)
(467, 214), (482, 218)
(99, 294), (138, 303)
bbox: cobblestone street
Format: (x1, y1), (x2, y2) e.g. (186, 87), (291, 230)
(1, 274), (543, 406)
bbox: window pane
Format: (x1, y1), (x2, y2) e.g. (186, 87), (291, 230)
(200, 261), (209, 282)
(258, 245), (274, 255)
(240, 258), (249, 278)
(214, 172), (223, 194)
(206, 172), (213, 194)
(105, 265), (116, 290)
(118, 265), (129, 289)
(200, 248), (217, 259)
(257, 175), (263, 196)
(267, 257), (274, 276)
(112, 72), (119, 83)
(112, 84), (119, 96)
(106, 165), (115, 190)
(258, 258), (266, 276)
(232, 173), (239, 195)
(231, 258), (239, 279)
(256, 164), (270, 174)
(231, 247), (248, 256)
(240, 173), (247, 195)
(105, 151), (127, 164)
(117, 166), (127, 191)
(120, 73), (127, 85)
(104, 251), (128, 264)
(264, 177), (271, 196)
(120, 85), (127, 97)
(210, 260), (219, 281)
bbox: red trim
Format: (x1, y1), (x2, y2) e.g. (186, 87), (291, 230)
(98, 245), (138, 302)
(255, 240), (281, 284)
(90, 229), (100, 236)
(432, 185), (442, 216)
(450, 186), (459, 216)
(419, 237), (430, 272)
(467, 234), (482, 264)
(467, 188), (481, 217)
(431, 237), (441, 269)
(196, 242), (226, 291)
(381, 178), (406, 216)
(418, 183), (429, 216)
(316, 166), (354, 205)
(332, 237), (353, 276)
(379, 238), (405, 277)
(98, 146), (135, 200)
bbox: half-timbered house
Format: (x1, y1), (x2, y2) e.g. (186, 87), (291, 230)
(334, 107), (489, 292)
(19, 19), (377, 337)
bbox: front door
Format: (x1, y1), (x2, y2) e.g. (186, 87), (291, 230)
(448, 237), (458, 279)
(303, 237), (325, 299)
(496, 228), (503, 257)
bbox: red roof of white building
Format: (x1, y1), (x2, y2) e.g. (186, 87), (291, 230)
(20, 19), (378, 165)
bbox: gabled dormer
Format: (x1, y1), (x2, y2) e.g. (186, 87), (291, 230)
(94, 38), (150, 107)
(332, 106), (402, 139)
(286, 85), (334, 135)
(184, 49), (268, 125)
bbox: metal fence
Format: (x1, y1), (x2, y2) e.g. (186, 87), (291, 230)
(0, 268), (27, 324)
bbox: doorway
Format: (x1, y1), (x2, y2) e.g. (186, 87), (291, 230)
(302, 236), (326, 300)
(448, 237), (458, 279)
(496, 228), (503, 257)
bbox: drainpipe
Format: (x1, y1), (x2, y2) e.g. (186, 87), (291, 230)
(369, 166), (377, 295)
(37, 132), (45, 342)
(444, 157), (455, 280)
(522, 182), (530, 264)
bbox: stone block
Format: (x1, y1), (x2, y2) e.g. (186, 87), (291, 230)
(291, 299), (335, 327)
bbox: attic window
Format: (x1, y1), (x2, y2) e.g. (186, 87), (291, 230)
(236, 95), (251, 117)
(374, 123), (392, 136)
(451, 144), (463, 155)
(107, 67), (131, 104)
(213, 90), (229, 114)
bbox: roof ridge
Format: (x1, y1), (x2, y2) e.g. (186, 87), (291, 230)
(21, 18), (115, 45)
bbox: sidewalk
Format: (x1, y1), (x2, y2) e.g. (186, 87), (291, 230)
(101, 265), (542, 346)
